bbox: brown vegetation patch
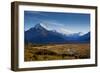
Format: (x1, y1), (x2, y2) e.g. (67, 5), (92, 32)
(24, 43), (90, 61)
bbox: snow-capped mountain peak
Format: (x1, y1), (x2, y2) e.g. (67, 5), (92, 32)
(34, 23), (71, 35)
(33, 23), (85, 36)
(34, 23), (44, 29)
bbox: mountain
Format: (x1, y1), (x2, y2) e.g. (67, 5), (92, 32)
(78, 32), (90, 43)
(25, 23), (90, 44)
(25, 23), (67, 44)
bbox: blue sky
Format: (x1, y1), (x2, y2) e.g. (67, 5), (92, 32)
(24, 11), (90, 34)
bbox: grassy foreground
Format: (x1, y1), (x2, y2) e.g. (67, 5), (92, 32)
(24, 43), (90, 61)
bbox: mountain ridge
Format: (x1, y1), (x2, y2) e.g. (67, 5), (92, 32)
(25, 23), (90, 44)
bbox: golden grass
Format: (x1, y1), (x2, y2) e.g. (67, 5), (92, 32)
(24, 43), (90, 61)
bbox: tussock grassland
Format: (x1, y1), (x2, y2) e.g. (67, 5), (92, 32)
(24, 43), (90, 61)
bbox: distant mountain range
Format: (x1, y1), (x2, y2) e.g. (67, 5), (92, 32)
(25, 23), (90, 44)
